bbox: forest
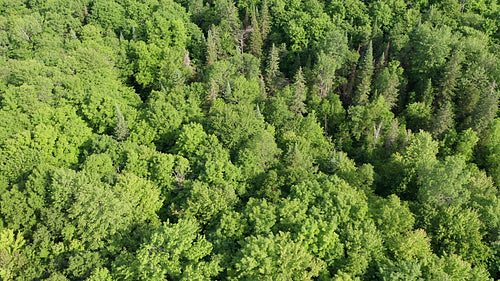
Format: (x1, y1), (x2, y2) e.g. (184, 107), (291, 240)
(0, 0), (500, 280)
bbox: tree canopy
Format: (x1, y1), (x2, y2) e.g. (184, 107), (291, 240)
(0, 0), (500, 279)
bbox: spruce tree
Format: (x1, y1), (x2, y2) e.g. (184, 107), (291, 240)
(438, 53), (462, 106)
(431, 101), (454, 139)
(422, 78), (434, 105)
(249, 6), (263, 57)
(470, 81), (498, 134)
(354, 40), (374, 106)
(290, 67), (307, 115)
(115, 103), (129, 141)
(207, 25), (220, 65)
(260, 0), (270, 41)
(265, 44), (281, 94)
(373, 61), (401, 109)
(314, 51), (336, 99)
(255, 104), (263, 119)
(224, 81), (232, 99)
(243, 7), (250, 28)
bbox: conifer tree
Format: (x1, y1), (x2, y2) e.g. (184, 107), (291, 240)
(214, 0), (239, 34)
(224, 81), (232, 99)
(261, 0), (270, 41)
(422, 78), (434, 105)
(373, 61), (401, 109)
(265, 44), (281, 94)
(114, 103), (129, 141)
(255, 104), (263, 119)
(289, 67), (307, 115)
(249, 6), (263, 57)
(207, 25), (220, 66)
(243, 7), (250, 28)
(470, 81), (498, 134)
(456, 69), (484, 124)
(375, 51), (386, 75)
(206, 78), (219, 109)
(132, 26), (137, 41)
(354, 40), (374, 106)
(431, 101), (454, 139)
(314, 52), (336, 99)
(438, 53), (462, 106)
(172, 69), (184, 86)
(215, 0), (240, 55)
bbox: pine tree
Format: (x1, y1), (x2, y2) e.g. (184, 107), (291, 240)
(224, 81), (232, 99)
(207, 25), (220, 66)
(422, 78), (434, 105)
(373, 61), (401, 109)
(115, 103), (129, 141)
(215, 0), (240, 55)
(438, 53), (462, 106)
(314, 52), (336, 99)
(470, 81), (498, 134)
(261, 0), (270, 41)
(243, 7), (250, 28)
(206, 78), (219, 109)
(249, 6), (263, 57)
(354, 40), (374, 106)
(456, 67), (486, 124)
(375, 51), (386, 75)
(216, 0), (239, 33)
(289, 67), (307, 115)
(255, 104), (263, 119)
(431, 101), (454, 139)
(265, 44), (281, 94)
(385, 119), (400, 153)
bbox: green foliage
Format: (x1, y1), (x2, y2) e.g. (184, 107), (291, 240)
(378, 260), (424, 281)
(236, 125), (280, 180)
(379, 130), (439, 197)
(481, 119), (500, 185)
(371, 194), (415, 239)
(207, 25), (221, 66)
(0, 229), (26, 280)
(208, 101), (266, 151)
(229, 232), (325, 280)
(343, 95), (395, 159)
(424, 253), (492, 280)
(416, 155), (471, 206)
(430, 101), (455, 139)
(428, 205), (490, 266)
(265, 43), (283, 94)
(373, 60), (403, 109)
(114, 219), (220, 280)
(289, 67), (307, 115)
(114, 103), (129, 141)
(440, 128), (479, 161)
(354, 40), (374, 106)
(390, 228), (433, 261)
(204, 53), (263, 104)
(1, 0), (500, 279)
(469, 81), (498, 134)
(248, 7), (263, 57)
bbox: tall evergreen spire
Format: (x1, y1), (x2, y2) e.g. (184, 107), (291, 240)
(115, 103), (129, 141)
(354, 40), (374, 106)
(290, 67), (307, 115)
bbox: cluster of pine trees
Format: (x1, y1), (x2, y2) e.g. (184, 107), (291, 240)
(1, 0), (500, 279)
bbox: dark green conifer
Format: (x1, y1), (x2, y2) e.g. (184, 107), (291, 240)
(207, 25), (220, 65)
(265, 44), (281, 94)
(249, 6), (263, 57)
(354, 40), (374, 106)
(290, 67), (307, 115)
